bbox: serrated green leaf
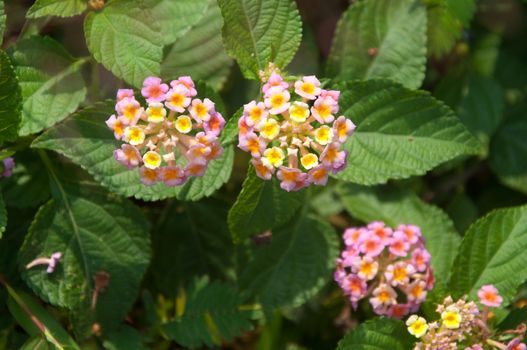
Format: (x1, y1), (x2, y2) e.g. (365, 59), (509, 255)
(228, 167), (305, 243)
(32, 102), (234, 201)
(0, 191), (5, 237)
(218, 0), (302, 79)
(334, 80), (481, 185)
(152, 199), (235, 296)
(18, 168), (151, 333)
(336, 318), (414, 350)
(84, 0), (164, 87)
(0, 50), (22, 143)
(26, 0), (87, 18)
(239, 213), (338, 309)
(458, 74), (504, 147)
(490, 110), (527, 195)
(161, 0), (232, 90)
(5, 286), (81, 350)
(220, 107), (242, 146)
(449, 205), (527, 306)
(9, 36), (86, 136)
(162, 280), (253, 348)
(337, 184), (461, 286)
(327, 0), (427, 89)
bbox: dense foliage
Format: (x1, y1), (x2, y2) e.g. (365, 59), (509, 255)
(1, 0), (527, 349)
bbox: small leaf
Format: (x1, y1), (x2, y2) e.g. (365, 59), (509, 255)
(334, 80), (481, 185)
(337, 184), (461, 286)
(9, 36), (86, 136)
(32, 102), (234, 201)
(218, 0), (302, 79)
(336, 318), (414, 350)
(327, 0), (427, 89)
(449, 205), (527, 305)
(26, 0), (87, 18)
(239, 213), (338, 309)
(0, 50), (22, 143)
(152, 199), (235, 296)
(18, 170), (151, 333)
(228, 167), (305, 243)
(490, 109), (527, 195)
(427, 2), (463, 58)
(161, 0), (233, 90)
(162, 279), (253, 348)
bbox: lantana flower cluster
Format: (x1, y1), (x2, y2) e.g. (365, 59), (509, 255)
(106, 76), (225, 186)
(407, 285), (526, 350)
(238, 72), (355, 191)
(334, 222), (434, 318)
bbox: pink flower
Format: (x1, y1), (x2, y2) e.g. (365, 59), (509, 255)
(320, 143), (347, 173)
(184, 158), (208, 177)
(264, 86), (290, 115)
(412, 248), (431, 272)
(294, 75), (321, 100)
(139, 166), (159, 186)
(189, 98), (215, 122)
(141, 76), (169, 103)
(370, 284), (397, 311)
(359, 235), (384, 257)
(333, 116), (356, 143)
(277, 166), (308, 192)
(307, 165), (329, 186)
(116, 89), (134, 101)
(159, 166), (186, 186)
(320, 89), (340, 103)
(506, 338), (526, 350)
(465, 345), (484, 350)
(106, 114), (125, 139)
(252, 158), (274, 180)
(343, 228), (364, 247)
(165, 85), (191, 112)
(344, 275), (367, 298)
(1, 157), (15, 178)
(116, 97), (142, 125)
(243, 101), (268, 127)
(368, 221), (393, 245)
(477, 284), (503, 307)
(204, 112), (225, 136)
(114, 144), (142, 169)
(238, 132), (266, 158)
(385, 262), (415, 287)
(26, 252), (62, 274)
(311, 97), (338, 124)
(398, 224), (421, 245)
(387, 304), (410, 319)
(406, 280), (427, 303)
(171, 76), (197, 96)
(354, 256), (379, 280)
(389, 231), (411, 257)
(262, 72), (289, 94)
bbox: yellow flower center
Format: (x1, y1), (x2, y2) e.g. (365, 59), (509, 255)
(300, 153), (318, 169)
(147, 104), (166, 123)
(393, 266), (408, 282)
(290, 102), (309, 123)
(175, 115), (192, 134)
(315, 126), (333, 145)
(261, 119), (279, 140)
(271, 94), (284, 108)
(441, 310), (461, 329)
(264, 147), (285, 167)
(301, 82), (315, 95)
(143, 151), (161, 169)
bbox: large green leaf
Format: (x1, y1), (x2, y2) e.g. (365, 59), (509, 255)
(336, 318), (414, 350)
(32, 102), (234, 201)
(0, 50), (22, 143)
(228, 168), (305, 243)
(161, 0), (232, 90)
(449, 205), (527, 305)
(334, 80), (481, 185)
(337, 184), (461, 286)
(239, 213), (338, 309)
(26, 0), (87, 18)
(18, 169), (151, 333)
(218, 0), (302, 79)
(9, 36), (86, 136)
(162, 279), (253, 348)
(490, 111), (527, 195)
(152, 199), (235, 296)
(327, 0), (427, 89)
(458, 74), (504, 147)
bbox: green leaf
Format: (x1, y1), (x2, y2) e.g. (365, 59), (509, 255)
(449, 205), (527, 305)
(458, 74), (504, 147)
(32, 102), (234, 201)
(0, 191), (5, 237)
(5, 286), (81, 350)
(0, 1), (6, 45)
(103, 325), (143, 350)
(427, 2), (463, 59)
(0, 50), (22, 143)
(239, 213), (338, 309)
(218, 0), (302, 79)
(334, 80), (481, 185)
(336, 318), (414, 350)
(490, 110), (527, 195)
(161, 0), (232, 90)
(19, 337), (50, 350)
(152, 199), (235, 296)
(327, 0), (427, 89)
(18, 166), (151, 333)
(444, 0), (476, 25)
(26, 0), (87, 18)
(220, 107), (242, 146)
(228, 167), (305, 243)
(162, 279), (253, 348)
(337, 184), (461, 286)
(84, 0), (164, 87)
(9, 36), (86, 136)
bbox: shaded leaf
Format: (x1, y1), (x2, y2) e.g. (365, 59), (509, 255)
(449, 205), (527, 305)
(9, 36), (86, 136)
(218, 0), (302, 79)
(327, 0), (427, 89)
(103, 325), (143, 350)
(228, 167), (305, 243)
(0, 50), (22, 143)
(334, 80), (481, 185)
(427, 2), (463, 58)
(32, 102), (234, 201)
(0, 1), (5, 45)
(0, 191), (5, 237)
(26, 0), (87, 18)
(336, 318), (413, 350)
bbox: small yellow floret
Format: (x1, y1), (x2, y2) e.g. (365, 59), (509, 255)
(263, 147), (285, 168)
(441, 308), (461, 329)
(125, 127), (145, 146)
(175, 115), (192, 134)
(289, 102), (309, 123)
(300, 153), (319, 170)
(143, 151), (162, 169)
(314, 126), (333, 145)
(260, 119), (280, 140)
(406, 315), (428, 338)
(146, 103), (167, 123)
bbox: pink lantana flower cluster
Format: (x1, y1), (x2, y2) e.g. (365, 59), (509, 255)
(334, 222), (434, 318)
(106, 76), (225, 186)
(407, 285), (526, 350)
(238, 72), (355, 191)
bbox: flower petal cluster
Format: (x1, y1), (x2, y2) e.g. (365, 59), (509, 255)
(334, 222), (434, 318)
(107, 76), (224, 186)
(238, 72), (355, 191)
(1, 157), (14, 178)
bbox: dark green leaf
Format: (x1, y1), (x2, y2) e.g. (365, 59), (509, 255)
(336, 318), (414, 350)
(103, 325), (143, 350)
(327, 0), (427, 89)
(0, 1), (5, 45)
(0, 50), (22, 143)
(26, 0), (87, 18)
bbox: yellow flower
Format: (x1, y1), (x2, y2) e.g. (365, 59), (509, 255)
(146, 102), (167, 123)
(314, 125), (333, 145)
(260, 118), (280, 140)
(175, 115), (192, 134)
(406, 315), (428, 338)
(300, 153), (319, 170)
(262, 147), (285, 168)
(441, 307), (461, 329)
(143, 151), (162, 169)
(289, 101), (310, 123)
(124, 126), (145, 146)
